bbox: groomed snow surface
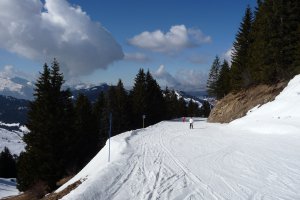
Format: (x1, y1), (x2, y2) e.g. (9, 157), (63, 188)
(58, 76), (300, 200)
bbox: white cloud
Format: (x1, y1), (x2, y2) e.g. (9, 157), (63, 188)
(222, 47), (233, 65)
(152, 65), (207, 91)
(0, 0), (124, 77)
(128, 25), (211, 54)
(0, 65), (35, 81)
(124, 52), (150, 62)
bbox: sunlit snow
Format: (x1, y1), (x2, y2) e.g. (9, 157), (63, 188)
(58, 75), (300, 199)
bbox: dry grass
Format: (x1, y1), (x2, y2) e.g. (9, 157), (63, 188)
(3, 176), (82, 200)
(208, 82), (287, 123)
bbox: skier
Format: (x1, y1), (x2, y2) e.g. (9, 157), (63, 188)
(182, 117), (186, 122)
(189, 117), (193, 129)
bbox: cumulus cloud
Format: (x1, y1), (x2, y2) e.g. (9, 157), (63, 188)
(0, 0), (124, 77)
(128, 25), (211, 54)
(0, 65), (35, 81)
(124, 52), (150, 62)
(152, 65), (207, 91)
(222, 47), (233, 65)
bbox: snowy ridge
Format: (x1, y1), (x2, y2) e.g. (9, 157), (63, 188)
(0, 76), (34, 100)
(0, 128), (25, 155)
(0, 122), (27, 155)
(174, 91), (203, 108)
(57, 75), (300, 200)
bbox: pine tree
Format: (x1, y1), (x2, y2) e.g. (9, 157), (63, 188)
(130, 69), (147, 129)
(199, 101), (211, 118)
(0, 147), (17, 178)
(72, 94), (98, 170)
(106, 80), (130, 136)
(17, 60), (75, 191)
(93, 91), (108, 148)
(230, 5), (253, 89)
(145, 71), (165, 125)
(216, 60), (231, 99)
(187, 100), (199, 117)
(248, 0), (300, 84)
(207, 56), (221, 97)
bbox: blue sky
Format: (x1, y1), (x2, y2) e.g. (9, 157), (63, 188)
(0, 0), (256, 91)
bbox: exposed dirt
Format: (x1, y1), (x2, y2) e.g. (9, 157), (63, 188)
(208, 82), (287, 123)
(3, 177), (82, 200)
(41, 180), (82, 200)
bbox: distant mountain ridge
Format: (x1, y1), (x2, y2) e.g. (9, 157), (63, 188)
(71, 84), (110, 103)
(0, 76), (34, 100)
(0, 75), (110, 102)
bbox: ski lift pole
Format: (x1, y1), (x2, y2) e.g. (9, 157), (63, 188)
(108, 112), (112, 162)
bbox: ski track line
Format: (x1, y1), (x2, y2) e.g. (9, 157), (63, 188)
(140, 127), (179, 200)
(158, 127), (224, 200)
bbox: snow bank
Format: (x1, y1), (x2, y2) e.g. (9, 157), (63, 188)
(230, 75), (300, 134)
(56, 130), (139, 194)
(0, 178), (19, 199)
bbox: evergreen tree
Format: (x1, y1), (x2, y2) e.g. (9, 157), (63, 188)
(230, 5), (253, 89)
(164, 87), (176, 119)
(187, 100), (199, 117)
(216, 60), (231, 99)
(93, 91), (108, 148)
(0, 147), (17, 178)
(145, 71), (166, 125)
(106, 80), (131, 136)
(72, 94), (98, 170)
(199, 101), (211, 118)
(130, 69), (147, 129)
(207, 56), (221, 97)
(17, 60), (74, 191)
(248, 0), (300, 83)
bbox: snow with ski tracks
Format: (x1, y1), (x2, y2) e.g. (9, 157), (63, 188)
(58, 75), (300, 200)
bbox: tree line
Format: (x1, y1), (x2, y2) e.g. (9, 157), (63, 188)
(14, 59), (210, 194)
(207, 0), (300, 99)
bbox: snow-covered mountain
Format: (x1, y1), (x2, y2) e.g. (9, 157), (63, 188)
(70, 83), (110, 102)
(0, 123), (27, 155)
(54, 75), (300, 200)
(0, 76), (34, 100)
(0, 75), (110, 102)
(174, 90), (208, 108)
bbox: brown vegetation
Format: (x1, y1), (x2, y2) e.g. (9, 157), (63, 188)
(3, 177), (82, 200)
(208, 82), (287, 123)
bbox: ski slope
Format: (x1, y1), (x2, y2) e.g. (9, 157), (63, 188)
(58, 119), (300, 200)
(56, 75), (299, 199)
(58, 76), (300, 200)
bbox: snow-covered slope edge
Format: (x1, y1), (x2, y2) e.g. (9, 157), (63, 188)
(229, 74), (300, 134)
(56, 130), (140, 196)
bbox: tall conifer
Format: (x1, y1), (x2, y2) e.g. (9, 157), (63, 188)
(231, 6), (253, 89)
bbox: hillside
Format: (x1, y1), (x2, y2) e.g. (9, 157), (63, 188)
(208, 82), (287, 123)
(46, 75), (300, 200)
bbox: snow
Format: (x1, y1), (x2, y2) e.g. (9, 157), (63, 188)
(229, 74), (300, 134)
(174, 91), (203, 108)
(0, 127), (25, 155)
(58, 75), (300, 200)
(0, 77), (23, 93)
(0, 178), (19, 199)
(0, 75), (298, 199)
